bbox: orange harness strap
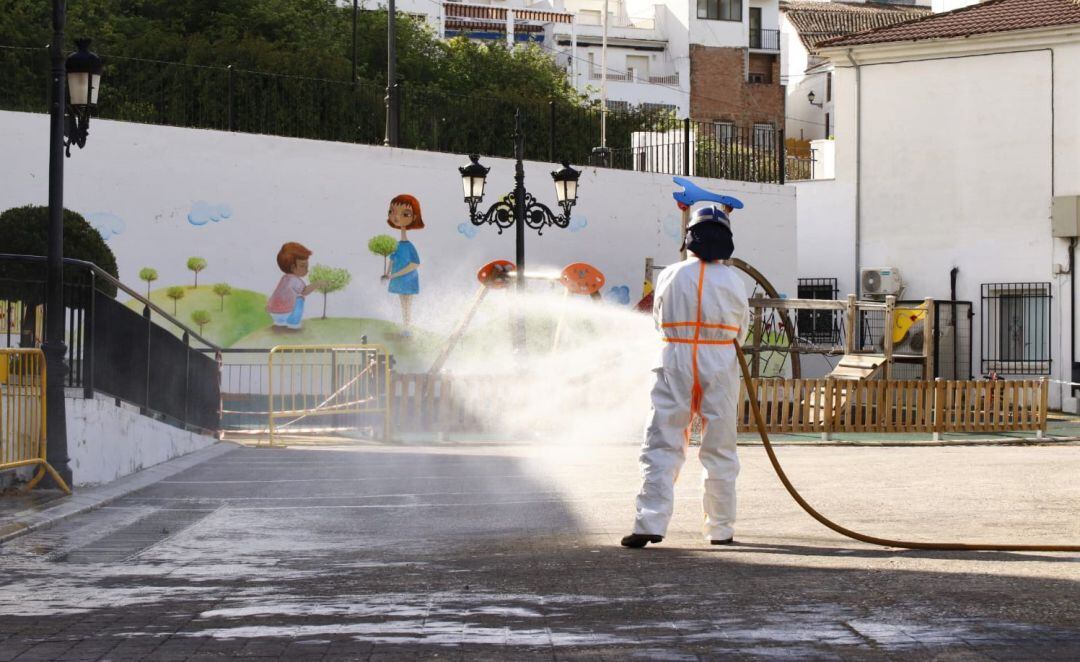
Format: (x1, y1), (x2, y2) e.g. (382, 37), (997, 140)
(664, 338), (735, 345)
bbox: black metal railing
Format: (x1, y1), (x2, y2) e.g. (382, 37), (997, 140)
(0, 254), (221, 433)
(0, 44), (793, 184)
(981, 283), (1051, 375)
(749, 29), (780, 51)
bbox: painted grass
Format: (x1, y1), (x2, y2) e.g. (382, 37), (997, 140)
(128, 286), (271, 347)
(234, 318), (444, 372)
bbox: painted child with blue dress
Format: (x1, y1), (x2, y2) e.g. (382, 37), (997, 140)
(381, 194), (423, 332)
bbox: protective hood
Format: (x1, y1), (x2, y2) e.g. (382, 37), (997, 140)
(682, 206), (734, 261)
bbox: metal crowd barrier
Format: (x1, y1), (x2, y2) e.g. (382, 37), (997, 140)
(266, 344), (391, 445)
(0, 348), (70, 493)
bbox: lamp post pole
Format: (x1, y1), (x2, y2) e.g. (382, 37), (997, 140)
(351, 0), (358, 83)
(513, 112), (527, 290)
(45, 0), (73, 487)
(385, 0), (398, 146)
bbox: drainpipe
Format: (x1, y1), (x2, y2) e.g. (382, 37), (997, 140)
(847, 49), (862, 298)
(1070, 238), (1077, 396)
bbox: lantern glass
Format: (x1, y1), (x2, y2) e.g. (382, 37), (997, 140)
(461, 174), (486, 201)
(555, 178), (577, 204)
(67, 72), (101, 107)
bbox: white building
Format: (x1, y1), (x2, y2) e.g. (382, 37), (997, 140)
(372, 0), (785, 126)
(798, 0), (1080, 408)
(780, 1), (930, 143)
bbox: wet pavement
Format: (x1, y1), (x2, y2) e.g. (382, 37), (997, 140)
(1, 439), (1080, 660)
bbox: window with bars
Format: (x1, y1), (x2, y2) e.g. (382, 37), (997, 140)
(797, 277), (840, 345)
(981, 282), (1052, 375)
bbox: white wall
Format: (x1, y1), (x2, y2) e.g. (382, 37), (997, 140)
(795, 178), (856, 295)
(0, 111), (798, 330)
(809, 138), (835, 180)
(827, 44), (1077, 405)
(932, 0), (978, 12)
(66, 393), (217, 486)
(689, 2), (747, 47)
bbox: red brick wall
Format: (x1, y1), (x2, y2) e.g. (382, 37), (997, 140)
(689, 45), (784, 130)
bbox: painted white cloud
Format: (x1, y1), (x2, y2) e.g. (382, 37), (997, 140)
(188, 201), (233, 226)
(85, 212), (126, 240)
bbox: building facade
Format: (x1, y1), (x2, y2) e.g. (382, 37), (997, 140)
(803, 0), (1080, 408)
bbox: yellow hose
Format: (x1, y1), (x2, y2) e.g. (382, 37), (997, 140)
(733, 341), (1080, 552)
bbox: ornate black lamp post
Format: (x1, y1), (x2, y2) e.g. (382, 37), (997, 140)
(45, 0), (104, 488)
(458, 109), (581, 289)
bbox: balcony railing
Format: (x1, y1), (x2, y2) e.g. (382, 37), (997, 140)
(749, 28), (780, 51)
(589, 70), (679, 85)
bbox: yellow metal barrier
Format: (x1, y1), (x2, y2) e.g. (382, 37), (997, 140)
(0, 348), (71, 493)
(267, 345), (391, 446)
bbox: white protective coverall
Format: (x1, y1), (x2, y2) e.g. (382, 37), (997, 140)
(632, 257), (749, 541)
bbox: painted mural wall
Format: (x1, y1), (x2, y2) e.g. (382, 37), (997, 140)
(0, 111), (796, 370)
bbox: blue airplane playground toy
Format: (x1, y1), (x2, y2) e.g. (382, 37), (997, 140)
(672, 176), (744, 210)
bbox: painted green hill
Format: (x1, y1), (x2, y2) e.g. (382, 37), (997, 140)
(233, 317), (443, 372)
(128, 286), (271, 347)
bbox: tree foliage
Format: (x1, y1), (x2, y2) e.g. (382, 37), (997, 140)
(191, 309), (211, 334)
(165, 285), (186, 314)
(138, 267), (159, 297)
(0, 205), (119, 302)
(186, 256), (207, 287)
(309, 264), (351, 319)
(0, 1), (584, 104)
(212, 282), (232, 311)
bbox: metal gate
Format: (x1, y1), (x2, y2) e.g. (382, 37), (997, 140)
(266, 345), (391, 445)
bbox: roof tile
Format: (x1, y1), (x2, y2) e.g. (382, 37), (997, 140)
(820, 0), (1080, 47)
(781, 1), (931, 53)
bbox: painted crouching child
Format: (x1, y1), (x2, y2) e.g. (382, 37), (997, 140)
(381, 194), (423, 335)
(267, 242), (324, 331)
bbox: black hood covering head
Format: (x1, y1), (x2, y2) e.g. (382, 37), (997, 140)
(683, 221), (734, 262)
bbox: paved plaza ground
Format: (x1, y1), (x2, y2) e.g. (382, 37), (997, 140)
(1, 437), (1080, 660)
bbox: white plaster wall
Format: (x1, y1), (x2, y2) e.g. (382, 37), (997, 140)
(809, 138), (835, 180)
(827, 46), (1076, 404)
(1055, 42), (1080, 198)
(795, 178), (856, 296)
(931, 0), (978, 13)
(66, 393), (217, 486)
(0, 111), (798, 326)
(779, 14), (808, 83)
(690, 7), (746, 47)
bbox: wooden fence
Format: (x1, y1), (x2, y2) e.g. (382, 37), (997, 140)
(391, 374), (1048, 437)
(737, 378), (1048, 435)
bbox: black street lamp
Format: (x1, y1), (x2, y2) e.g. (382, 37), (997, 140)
(458, 109), (581, 290)
(63, 38), (103, 156)
(44, 0), (103, 489)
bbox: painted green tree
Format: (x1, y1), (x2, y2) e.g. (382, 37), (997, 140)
(186, 257), (207, 288)
(165, 286), (186, 315)
(138, 267), (158, 298)
(212, 283), (232, 311)
(367, 235), (397, 276)
(309, 264), (352, 319)
(191, 309), (212, 334)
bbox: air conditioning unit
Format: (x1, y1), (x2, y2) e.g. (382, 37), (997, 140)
(861, 267), (904, 300)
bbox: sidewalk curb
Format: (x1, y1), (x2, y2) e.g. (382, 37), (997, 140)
(0, 442), (238, 545)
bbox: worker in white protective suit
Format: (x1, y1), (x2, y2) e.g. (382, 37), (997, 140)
(622, 203), (749, 548)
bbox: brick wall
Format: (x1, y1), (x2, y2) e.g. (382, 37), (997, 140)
(689, 45), (784, 129)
